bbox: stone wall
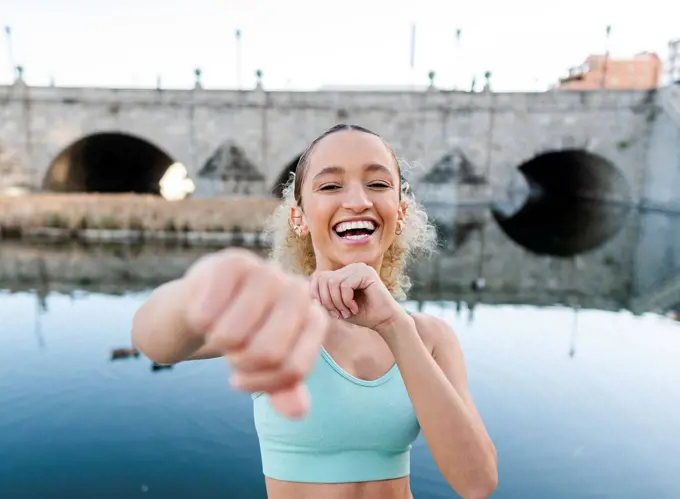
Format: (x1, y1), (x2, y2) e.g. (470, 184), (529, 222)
(643, 87), (680, 212)
(0, 84), (661, 206)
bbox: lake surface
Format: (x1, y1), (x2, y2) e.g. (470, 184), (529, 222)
(1, 204), (679, 498)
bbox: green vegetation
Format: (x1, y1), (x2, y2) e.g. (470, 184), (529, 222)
(128, 216), (144, 231)
(43, 212), (70, 229)
(98, 216), (120, 230)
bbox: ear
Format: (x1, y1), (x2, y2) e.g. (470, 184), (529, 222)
(397, 200), (407, 223)
(289, 206), (309, 237)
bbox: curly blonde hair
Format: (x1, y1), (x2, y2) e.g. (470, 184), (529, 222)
(265, 124), (437, 300)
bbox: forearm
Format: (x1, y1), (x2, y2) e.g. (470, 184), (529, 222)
(378, 317), (497, 499)
(131, 278), (206, 364)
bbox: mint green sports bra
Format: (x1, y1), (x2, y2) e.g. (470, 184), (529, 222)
(252, 346), (421, 483)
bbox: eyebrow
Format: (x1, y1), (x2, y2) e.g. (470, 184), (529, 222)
(312, 163), (393, 180)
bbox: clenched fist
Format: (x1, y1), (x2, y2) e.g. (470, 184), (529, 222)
(182, 248), (330, 418)
(310, 262), (406, 334)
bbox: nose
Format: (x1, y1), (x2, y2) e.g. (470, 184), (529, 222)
(341, 183), (373, 213)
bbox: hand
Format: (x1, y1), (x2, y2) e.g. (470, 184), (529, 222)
(182, 248), (330, 419)
(310, 263), (406, 335)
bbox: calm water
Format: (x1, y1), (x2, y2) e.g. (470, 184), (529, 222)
(1, 204), (679, 498)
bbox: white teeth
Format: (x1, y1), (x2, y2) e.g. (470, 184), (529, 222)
(334, 220), (376, 234)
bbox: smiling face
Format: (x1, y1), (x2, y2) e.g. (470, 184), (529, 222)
(291, 129), (406, 272)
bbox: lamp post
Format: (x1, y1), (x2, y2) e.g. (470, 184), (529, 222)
(4, 25), (15, 82)
(194, 68), (202, 89)
(601, 25), (612, 89)
(454, 28), (461, 90)
(235, 29), (242, 90)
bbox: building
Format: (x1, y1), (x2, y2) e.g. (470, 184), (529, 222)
(667, 39), (680, 84)
(558, 52), (662, 90)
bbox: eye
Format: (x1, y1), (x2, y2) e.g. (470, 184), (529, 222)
(368, 181), (391, 189)
(319, 184), (341, 191)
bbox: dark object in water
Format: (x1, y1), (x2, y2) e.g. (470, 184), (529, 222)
(111, 347), (140, 360)
(151, 362), (173, 372)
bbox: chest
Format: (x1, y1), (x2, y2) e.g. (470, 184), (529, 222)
(321, 325), (395, 382)
(253, 352), (421, 452)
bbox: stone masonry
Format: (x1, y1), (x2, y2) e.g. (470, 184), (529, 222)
(0, 82), (679, 209)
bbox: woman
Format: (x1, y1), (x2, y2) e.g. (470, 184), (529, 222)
(132, 124), (498, 499)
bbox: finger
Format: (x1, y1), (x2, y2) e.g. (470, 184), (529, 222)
(229, 304), (327, 393)
(327, 275), (351, 318)
(226, 281), (309, 372)
(309, 273), (325, 310)
(331, 267), (359, 314)
(269, 383), (310, 419)
(206, 264), (283, 352)
(309, 273), (320, 300)
(317, 275), (340, 319)
(339, 279), (359, 315)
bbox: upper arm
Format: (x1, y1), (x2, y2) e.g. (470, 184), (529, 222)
(412, 313), (474, 406)
(411, 313), (498, 464)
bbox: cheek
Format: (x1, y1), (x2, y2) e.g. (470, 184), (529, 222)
(378, 199), (401, 226)
(304, 200), (335, 236)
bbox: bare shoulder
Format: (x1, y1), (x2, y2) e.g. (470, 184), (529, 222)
(409, 312), (461, 354)
(409, 312), (468, 389)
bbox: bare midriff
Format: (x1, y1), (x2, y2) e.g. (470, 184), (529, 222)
(265, 476), (413, 499)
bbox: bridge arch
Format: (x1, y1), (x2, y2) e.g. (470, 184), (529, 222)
(197, 141), (265, 196)
(43, 132), (195, 199)
(515, 148), (631, 202)
(271, 154), (302, 198)
(491, 149), (632, 257)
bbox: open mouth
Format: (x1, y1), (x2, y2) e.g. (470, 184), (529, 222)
(333, 220), (378, 241)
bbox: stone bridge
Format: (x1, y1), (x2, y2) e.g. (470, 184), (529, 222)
(1, 82), (679, 210)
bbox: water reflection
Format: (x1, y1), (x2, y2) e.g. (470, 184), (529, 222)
(2, 207), (679, 315)
(1, 204), (679, 499)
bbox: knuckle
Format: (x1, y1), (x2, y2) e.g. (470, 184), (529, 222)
(281, 363), (305, 384)
(213, 330), (246, 351)
(251, 347), (284, 369)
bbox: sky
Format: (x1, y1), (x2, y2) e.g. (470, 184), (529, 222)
(2, 0), (679, 92)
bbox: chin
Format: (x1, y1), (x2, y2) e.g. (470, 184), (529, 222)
(336, 251), (382, 268)
(330, 233), (388, 267)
